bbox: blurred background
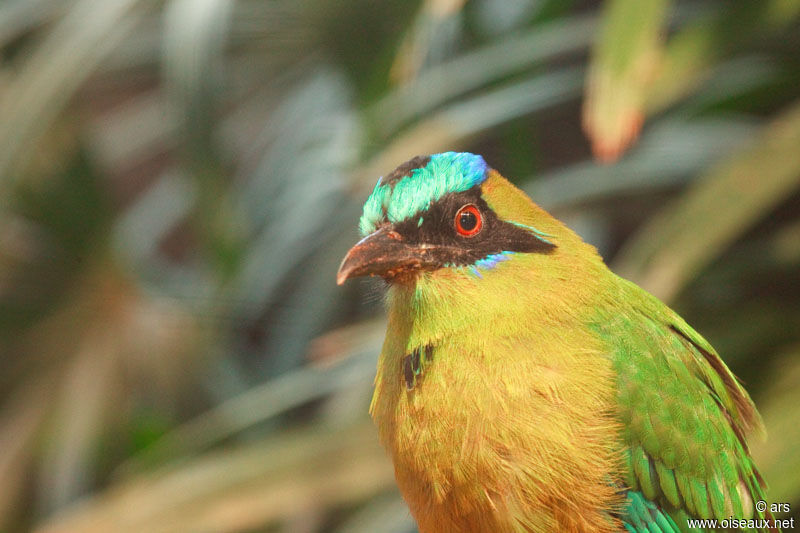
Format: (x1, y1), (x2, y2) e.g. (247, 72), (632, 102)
(0, 0), (798, 531)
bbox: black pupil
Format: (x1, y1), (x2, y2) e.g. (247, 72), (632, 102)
(459, 209), (477, 231)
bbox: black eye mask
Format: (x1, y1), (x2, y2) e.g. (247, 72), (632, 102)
(390, 185), (556, 268)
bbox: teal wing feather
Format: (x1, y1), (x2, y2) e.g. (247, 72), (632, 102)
(598, 278), (776, 533)
(623, 491), (682, 533)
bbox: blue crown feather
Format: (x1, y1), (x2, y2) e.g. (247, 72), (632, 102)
(359, 152), (488, 236)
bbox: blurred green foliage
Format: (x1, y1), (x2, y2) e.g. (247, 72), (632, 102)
(0, 0), (798, 531)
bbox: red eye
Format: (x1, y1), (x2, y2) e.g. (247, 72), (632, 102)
(454, 204), (483, 237)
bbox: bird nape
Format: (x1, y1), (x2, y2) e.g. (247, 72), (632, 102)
(337, 152), (776, 533)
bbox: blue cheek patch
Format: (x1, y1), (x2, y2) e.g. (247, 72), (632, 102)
(462, 251), (515, 278)
(474, 251), (514, 270)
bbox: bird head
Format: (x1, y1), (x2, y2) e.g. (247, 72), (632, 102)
(336, 152), (576, 286)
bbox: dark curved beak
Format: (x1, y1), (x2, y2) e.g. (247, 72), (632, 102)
(337, 226), (436, 285)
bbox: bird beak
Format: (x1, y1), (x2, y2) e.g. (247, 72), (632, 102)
(337, 226), (436, 285)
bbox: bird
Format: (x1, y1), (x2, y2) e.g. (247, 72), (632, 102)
(336, 152), (774, 533)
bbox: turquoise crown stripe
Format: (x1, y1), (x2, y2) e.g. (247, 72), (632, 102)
(359, 152), (488, 236)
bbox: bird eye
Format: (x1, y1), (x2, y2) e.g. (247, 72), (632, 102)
(454, 204), (482, 237)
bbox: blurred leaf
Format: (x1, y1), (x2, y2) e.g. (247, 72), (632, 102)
(38, 330), (122, 512)
(646, 1), (800, 115)
(333, 492), (415, 533)
(358, 67), (583, 193)
(163, 0), (243, 279)
(0, 379), (51, 526)
(677, 55), (783, 115)
(583, 0), (670, 162)
(0, 253), (203, 527)
(227, 69), (358, 368)
(36, 421), (394, 533)
(529, 116), (756, 210)
(0, 0), (143, 190)
(163, 0), (232, 159)
(771, 217), (800, 265)
(372, 11), (595, 139)
(473, 0), (545, 37)
(0, 0), (65, 48)
(113, 171), (194, 266)
(388, 0), (466, 85)
(613, 99), (800, 301)
(750, 346), (800, 506)
(123, 339), (380, 472)
(86, 92), (175, 175)
(1, 138), (110, 333)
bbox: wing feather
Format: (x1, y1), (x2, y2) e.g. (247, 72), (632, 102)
(598, 279), (775, 532)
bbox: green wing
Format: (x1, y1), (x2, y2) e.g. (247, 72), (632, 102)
(598, 278), (774, 533)
(622, 490), (683, 533)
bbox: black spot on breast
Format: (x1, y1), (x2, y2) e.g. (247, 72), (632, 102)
(424, 344), (434, 361)
(403, 343), (434, 390)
